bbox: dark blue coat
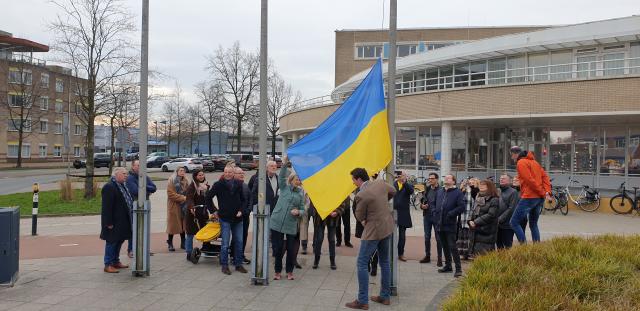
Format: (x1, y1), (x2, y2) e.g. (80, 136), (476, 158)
(100, 180), (132, 243)
(205, 179), (246, 223)
(249, 172), (279, 214)
(126, 171), (157, 200)
(393, 181), (414, 228)
(433, 187), (465, 233)
(420, 184), (441, 218)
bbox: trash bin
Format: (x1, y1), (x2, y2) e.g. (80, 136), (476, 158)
(0, 207), (19, 287)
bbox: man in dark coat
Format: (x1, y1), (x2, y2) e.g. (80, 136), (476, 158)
(125, 159), (157, 257)
(249, 160), (279, 215)
(230, 167), (252, 264)
(419, 172), (442, 266)
(101, 167), (133, 273)
(393, 171), (414, 262)
(496, 174), (521, 249)
(206, 166), (247, 275)
(433, 174), (465, 278)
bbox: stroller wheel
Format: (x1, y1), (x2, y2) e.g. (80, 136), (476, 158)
(190, 248), (201, 264)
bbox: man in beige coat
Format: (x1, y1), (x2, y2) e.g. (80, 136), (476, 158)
(346, 168), (396, 310)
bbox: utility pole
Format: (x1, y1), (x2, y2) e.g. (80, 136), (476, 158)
(133, 0), (151, 277)
(385, 0), (399, 297)
(252, 0), (269, 285)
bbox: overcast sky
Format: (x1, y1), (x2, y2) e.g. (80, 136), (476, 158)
(5, 0), (639, 112)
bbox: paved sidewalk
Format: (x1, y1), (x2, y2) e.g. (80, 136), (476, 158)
(1, 252), (459, 311)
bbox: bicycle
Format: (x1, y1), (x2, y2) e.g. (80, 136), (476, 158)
(546, 176), (601, 212)
(609, 182), (640, 215)
(543, 182), (569, 215)
(408, 174), (425, 210)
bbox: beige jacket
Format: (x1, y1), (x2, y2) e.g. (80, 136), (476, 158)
(354, 180), (396, 241)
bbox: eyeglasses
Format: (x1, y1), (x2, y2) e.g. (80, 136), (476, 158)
(428, 177), (437, 180)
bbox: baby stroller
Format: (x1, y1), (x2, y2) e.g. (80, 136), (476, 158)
(190, 205), (222, 264)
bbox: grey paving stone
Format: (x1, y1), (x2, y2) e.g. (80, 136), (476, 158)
(0, 301), (25, 311)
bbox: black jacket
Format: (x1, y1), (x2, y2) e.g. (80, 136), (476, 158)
(206, 178), (246, 223)
(421, 184), (441, 218)
(250, 172), (279, 213)
(184, 182), (212, 235)
(310, 197), (346, 228)
(469, 195), (500, 244)
(100, 180), (132, 243)
(433, 187), (465, 233)
(497, 186), (520, 229)
(393, 181), (414, 228)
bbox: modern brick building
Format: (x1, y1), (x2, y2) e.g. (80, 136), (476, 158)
(0, 31), (87, 164)
(281, 16), (640, 190)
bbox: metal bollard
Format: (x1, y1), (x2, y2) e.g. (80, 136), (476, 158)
(32, 183), (39, 236)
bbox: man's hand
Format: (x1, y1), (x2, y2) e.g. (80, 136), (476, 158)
(107, 225), (114, 229)
(468, 221), (476, 229)
(330, 211), (338, 218)
(290, 209), (300, 216)
(420, 203), (428, 210)
(236, 211), (242, 217)
(209, 212), (218, 220)
(545, 192), (553, 201)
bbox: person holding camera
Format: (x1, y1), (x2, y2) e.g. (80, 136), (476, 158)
(393, 171), (414, 262)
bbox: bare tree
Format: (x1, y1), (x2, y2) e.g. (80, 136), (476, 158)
(169, 83), (188, 156)
(206, 42), (260, 152)
(49, 0), (137, 198)
(268, 72), (300, 156)
(1, 58), (46, 167)
(195, 81), (225, 155)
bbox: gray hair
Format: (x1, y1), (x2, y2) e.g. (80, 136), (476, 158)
(112, 167), (127, 177)
(500, 173), (513, 180)
(267, 160), (277, 167)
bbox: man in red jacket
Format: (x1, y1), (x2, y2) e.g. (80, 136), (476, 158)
(508, 146), (551, 244)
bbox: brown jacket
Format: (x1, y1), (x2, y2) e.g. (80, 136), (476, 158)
(354, 180), (396, 241)
(166, 176), (188, 235)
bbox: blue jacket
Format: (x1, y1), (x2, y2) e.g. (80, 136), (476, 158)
(126, 171), (157, 200)
(433, 187), (465, 233)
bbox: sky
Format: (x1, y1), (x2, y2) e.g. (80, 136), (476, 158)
(4, 0), (639, 115)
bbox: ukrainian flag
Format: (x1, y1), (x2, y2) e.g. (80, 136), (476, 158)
(288, 59), (391, 219)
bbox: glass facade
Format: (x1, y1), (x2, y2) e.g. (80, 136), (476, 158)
(418, 127), (441, 170)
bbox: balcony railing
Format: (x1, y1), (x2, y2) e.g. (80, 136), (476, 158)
(0, 52), (47, 67)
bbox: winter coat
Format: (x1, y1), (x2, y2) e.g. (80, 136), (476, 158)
(393, 181), (414, 228)
(183, 181), (212, 235)
(420, 184), (440, 218)
(270, 167), (305, 235)
(469, 194), (499, 244)
(166, 176), (188, 234)
(310, 197), (346, 228)
(240, 182), (252, 215)
(125, 171), (157, 200)
(516, 151), (551, 199)
(433, 187), (465, 233)
(206, 178), (246, 223)
(100, 180), (132, 243)
(497, 186), (520, 229)
(354, 180), (397, 241)
(250, 172), (279, 213)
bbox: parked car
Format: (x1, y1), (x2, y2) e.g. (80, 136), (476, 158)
(112, 152), (124, 161)
(146, 156), (169, 168)
(148, 152), (168, 158)
(72, 153), (114, 169)
(228, 154), (257, 170)
(126, 152), (139, 161)
(198, 158), (216, 172)
(160, 158), (203, 172)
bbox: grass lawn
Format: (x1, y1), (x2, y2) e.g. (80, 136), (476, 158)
(0, 189), (101, 216)
(443, 235), (640, 311)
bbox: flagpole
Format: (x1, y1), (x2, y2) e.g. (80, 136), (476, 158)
(385, 0), (399, 296)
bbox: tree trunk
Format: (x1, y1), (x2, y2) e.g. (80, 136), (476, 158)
(271, 132), (277, 158)
(84, 99), (96, 199)
(236, 117), (242, 152)
(208, 126), (212, 155)
(16, 126), (24, 168)
(109, 118), (116, 176)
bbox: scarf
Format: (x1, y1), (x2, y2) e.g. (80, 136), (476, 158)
(113, 177), (134, 211)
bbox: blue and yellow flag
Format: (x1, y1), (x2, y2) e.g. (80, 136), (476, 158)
(288, 59), (391, 220)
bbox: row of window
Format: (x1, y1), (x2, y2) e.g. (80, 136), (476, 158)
(7, 119), (84, 135)
(393, 42), (640, 95)
(6, 144), (83, 158)
(8, 70), (65, 92)
(355, 41), (464, 59)
(7, 95), (83, 114)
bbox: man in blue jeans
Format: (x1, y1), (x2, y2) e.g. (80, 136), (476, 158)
(508, 146), (551, 244)
(346, 168), (396, 310)
(205, 165), (247, 275)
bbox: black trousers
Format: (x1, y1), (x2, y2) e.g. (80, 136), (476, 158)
(271, 229), (296, 273)
(313, 223), (336, 258)
(496, 228), (514, 249)
(439, 230), (461, 271)
(398, 226), (407, 256)
(336, 210), (351, 245)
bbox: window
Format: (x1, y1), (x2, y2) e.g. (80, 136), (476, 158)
(53, 146), (62, 157)
(40, 120), (48, 133)
(454, 63), (469, 88)
(22, 70), (32, 85)
(356, 45), (383, 59)
(74, 146), (81, 157)
(401, 73), (413, 94)
(490, 128), (506, 170)
(8, 119), (31, 132)
(600, 127), (626, 176)
(528, 53), (549, 81)
(549, 129), (572, 173)
(75, 103), (82, 114)
(425, 68), (438, 90)
(54, 122), (63, 134)
(39, 144), (47, 158)
(574, 128), (597, 174)
(414, 70), (425, 92)
(507, 55), (526, 83)
(40, 73), (49, 88)
(451, 129), (466, 171)
(630, 42), (640, 74)
(74, 124), (82, 135)
(55, 100), (63, 113)
(549, 51), (572, 80)
(603, 53), (625, 76)
(439, 66), (453, 89)
(577, 55), (597, 78)
(488, 58), (506, 84)
(8, 69), (20, 83)
(469, 61), (486, 86)
(397, 44), (418, 57)
(56, 79), (64, 92)
(630, 127), (640, 176)
(8, 94), (25, 107)
(8, 144), (31, 158)
(396, 127), (417, 169)
(468, 128), (489, 170)
(40, 97), (49, 110)
(418, 127), (441, 170)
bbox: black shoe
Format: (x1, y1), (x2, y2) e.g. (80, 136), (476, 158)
(186, 253), (191, 261)
(370, 270), (377, 276)
(243, 258), (251, 265)
(438, 266), (453, 273)
(330, 256), (336, 270)
(302, 248), (308, 255)
(336, 242), (341, 247)
(454, 270), (463, 278)
(344, 242), (353, 248)
(167, 240), (175, 252)
(313, 256), (320, 269)
(221, 266), (231, 275)
(437, 258), (443, 267)
(295, 262), (303, 269)
(419, 256), (431, 264)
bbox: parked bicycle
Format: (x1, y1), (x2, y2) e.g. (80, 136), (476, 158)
(407, 174), (425, 210)
(545, 176), (600, 212)
(609, 182), (640, 215)
(543, 179), (569, 215)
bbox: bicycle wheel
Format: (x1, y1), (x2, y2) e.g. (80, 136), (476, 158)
(577, 192), (600, 212)
(543, 195), (558, 211)
(559, 197), (569, 215)
(609, 194), (633, 214)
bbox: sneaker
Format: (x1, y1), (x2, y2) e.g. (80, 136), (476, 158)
(221, 266), (232, 275)
(235, 266), (248, 273)
(287, 272), (294, 280)
(345, 242), (353, 248)
(274, 272), (281, 280)
(454, 270), (463, 278)
(438, 266), (453, 273)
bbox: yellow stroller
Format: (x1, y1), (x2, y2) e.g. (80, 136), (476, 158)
(190, 205), (222, 264)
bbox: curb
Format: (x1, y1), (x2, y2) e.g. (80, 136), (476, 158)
(425, 278), (459, 311)
(19, 213), (101, 219)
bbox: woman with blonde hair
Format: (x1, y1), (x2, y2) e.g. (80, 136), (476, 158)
(166, 167), (189, 251)
(270, 157), (305, 280)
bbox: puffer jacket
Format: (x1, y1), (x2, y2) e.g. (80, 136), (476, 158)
(497, 186), (520, 229)
(516, 151), (551, 199)
(469, 194), (499, 244)
(269, 167), (305, 235)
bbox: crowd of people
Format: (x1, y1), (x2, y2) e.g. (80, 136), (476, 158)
(99, 145), (551, 308)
